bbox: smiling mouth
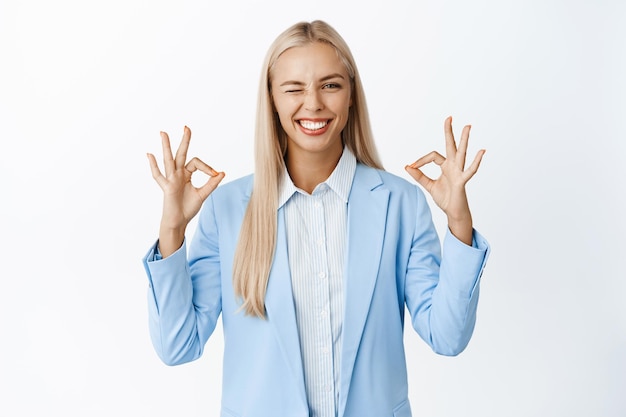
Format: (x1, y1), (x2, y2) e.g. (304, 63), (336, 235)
(298, 119), (330, 131)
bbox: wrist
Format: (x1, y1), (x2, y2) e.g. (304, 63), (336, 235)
(158, 226), (186, 258)
(447, 215), (473, 246)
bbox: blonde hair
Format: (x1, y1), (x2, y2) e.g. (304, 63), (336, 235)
(232, 20), (383, 318)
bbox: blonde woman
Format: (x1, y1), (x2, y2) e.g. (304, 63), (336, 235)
(145, 20), (489, 417)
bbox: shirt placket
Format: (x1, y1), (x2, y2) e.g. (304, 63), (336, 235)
(309, 187), (335, 416)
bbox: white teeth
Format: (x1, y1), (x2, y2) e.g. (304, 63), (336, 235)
(299, 120), (328, 131)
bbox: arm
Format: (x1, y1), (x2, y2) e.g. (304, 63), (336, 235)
(403, 187), (490, 355)
(404, 116), (489, 354)
(143, 196), (223, 365)
(144, 126), (225, 365)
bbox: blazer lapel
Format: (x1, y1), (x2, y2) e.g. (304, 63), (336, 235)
(264, 208), (308, 406)
(338, 165), (389, 416)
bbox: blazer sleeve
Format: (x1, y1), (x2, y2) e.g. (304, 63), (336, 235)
(404, 186), (490, 356)
(142, 195), (222, 366)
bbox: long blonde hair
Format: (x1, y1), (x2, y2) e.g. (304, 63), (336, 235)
(232, 20), (383, 318)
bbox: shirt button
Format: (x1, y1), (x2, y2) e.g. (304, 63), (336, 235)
(320, 309), (327, 317)
(321, 346), (330, 354)
(319, 271), (327, 279)
(314, 201), (321, 208)
(316, 239), (323, 246)
(325, 384), (332, 392)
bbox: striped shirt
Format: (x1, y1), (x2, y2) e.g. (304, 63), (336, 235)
(278, 148), (356, 417)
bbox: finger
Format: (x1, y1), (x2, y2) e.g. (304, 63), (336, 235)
(185, 157), (225, 200)
(147, 153), (167, 188)
(405, 165), (434, 192)
(444, 116), (457, 158)
(185, 157), (219, 177)
(462, 149), (486, 182)
(197, 171), (226, 200)
(408, 151), (445, 169)
(175, 126), (191, 169)
(456, 124), (471, 168)
(160, 131), (175, 175)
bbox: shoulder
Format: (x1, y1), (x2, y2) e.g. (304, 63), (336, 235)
(210, 174), (253, 201)
(196, 174), (253, 234)
(354, 164), (431, 216)
(201, 174), (253, 218)
(356, 164), (424, 196)
(378, 169), (416, 191)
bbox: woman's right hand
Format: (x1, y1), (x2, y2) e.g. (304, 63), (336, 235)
(147, 126), (225, 257)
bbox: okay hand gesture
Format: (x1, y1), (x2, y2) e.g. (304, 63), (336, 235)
(147, 126), (225, 256)
(405, 117), (485, 245)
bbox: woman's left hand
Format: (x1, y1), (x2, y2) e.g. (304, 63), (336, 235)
(405, 116), (485, 245)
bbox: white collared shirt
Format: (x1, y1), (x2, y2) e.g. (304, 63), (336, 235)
(278, 148), (357, 417)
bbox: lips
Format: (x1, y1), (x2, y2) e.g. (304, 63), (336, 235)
(297, 119), (331, 136)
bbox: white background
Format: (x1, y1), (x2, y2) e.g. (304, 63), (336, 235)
(1, 0), (625, 416)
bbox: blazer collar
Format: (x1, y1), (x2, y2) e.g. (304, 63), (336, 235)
(239, 177), (308, 405)
(338, 164), (389, 416)
(264, 208), (308, 406)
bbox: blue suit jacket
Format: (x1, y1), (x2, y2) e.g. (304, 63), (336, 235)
(143, 164), (489, 417)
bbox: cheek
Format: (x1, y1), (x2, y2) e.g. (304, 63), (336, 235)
(332, 91), (351, 108)
(274, 106), (294, 131)
(333, 95), (352, 119)
(273, 99), (297, 124)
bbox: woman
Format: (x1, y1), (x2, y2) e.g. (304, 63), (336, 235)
(144, 20), (489, 417)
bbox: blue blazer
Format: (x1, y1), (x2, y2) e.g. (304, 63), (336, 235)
(143, 164), (489, 417)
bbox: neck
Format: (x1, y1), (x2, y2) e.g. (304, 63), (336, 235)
(286, 146), (343, 194)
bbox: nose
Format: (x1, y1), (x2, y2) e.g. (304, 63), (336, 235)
(303, 89), (324, 111)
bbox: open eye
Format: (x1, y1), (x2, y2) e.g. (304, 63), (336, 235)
(322, 83), (341, 90)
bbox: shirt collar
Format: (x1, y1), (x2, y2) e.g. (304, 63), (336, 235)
(278, 147), (357, 209)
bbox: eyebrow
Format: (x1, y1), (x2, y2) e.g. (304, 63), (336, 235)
(279, 73), (346, 87)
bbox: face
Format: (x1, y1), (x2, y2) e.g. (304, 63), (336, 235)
(271, 42), (352, 161)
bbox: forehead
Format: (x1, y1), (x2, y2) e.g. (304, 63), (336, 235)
(271, 42), (348, 81)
